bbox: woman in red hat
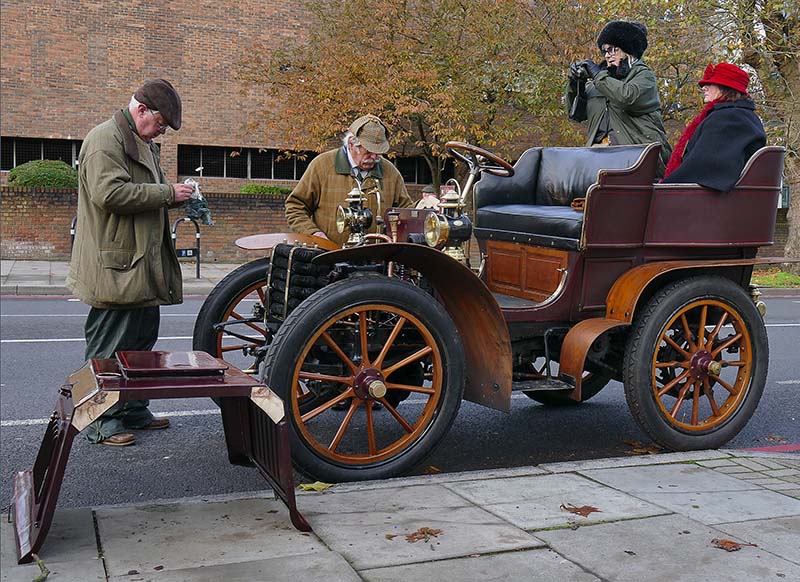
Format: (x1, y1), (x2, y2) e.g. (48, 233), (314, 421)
(662, 62), (766, 192)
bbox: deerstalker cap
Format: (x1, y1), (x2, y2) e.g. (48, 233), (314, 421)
(349, 114), (390, 154)
(134, 79), (182, 130)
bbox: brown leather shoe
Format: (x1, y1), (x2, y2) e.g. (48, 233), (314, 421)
(99, 433), (135, 447)
(137, 417), (170, 430)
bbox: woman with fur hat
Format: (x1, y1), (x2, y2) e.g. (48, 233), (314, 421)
(661, 62), (766, 192)
(566, 20), (672, 176)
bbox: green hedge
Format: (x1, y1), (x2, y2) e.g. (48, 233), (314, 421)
(7, 160), (78, 188)
(239, 183), (293, 196)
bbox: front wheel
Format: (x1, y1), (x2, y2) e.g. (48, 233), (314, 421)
(623, 276), (768, 450)
(263, 275), (465, 482)
(192, 257), (270, 373)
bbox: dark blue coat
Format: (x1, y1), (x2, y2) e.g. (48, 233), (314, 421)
(662, 100), (766, 192)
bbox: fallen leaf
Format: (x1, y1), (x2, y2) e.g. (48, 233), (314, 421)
(766, 434), (788, 443)
(405, 527), (443, 543)
(560, 503), (602, 518)
(711, 538), (758, 552)
(623, 440), (663, 455)
(385, 534), (400, 540)
(423, 465), (441, 474)
(298, 481), (333, 492)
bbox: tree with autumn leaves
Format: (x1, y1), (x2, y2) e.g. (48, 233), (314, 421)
(240, 0), (798, 267)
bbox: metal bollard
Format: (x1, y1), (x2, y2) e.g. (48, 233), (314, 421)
(171, 217), (201, 279)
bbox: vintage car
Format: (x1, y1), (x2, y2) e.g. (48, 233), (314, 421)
(192, 141), (787, 483)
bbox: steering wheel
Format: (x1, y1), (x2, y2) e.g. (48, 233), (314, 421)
(445, 141), (515, 177)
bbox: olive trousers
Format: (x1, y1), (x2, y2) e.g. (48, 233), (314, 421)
(83, 306), (160, 443)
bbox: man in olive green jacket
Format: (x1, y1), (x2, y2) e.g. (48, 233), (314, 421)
(67, 79), (194, 446)
(286, 114), (413, 246)
(566, 21), (672, 176)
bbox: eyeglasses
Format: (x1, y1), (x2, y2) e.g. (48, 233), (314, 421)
(601, 46), (619, 56)
(147, 109), (169, 132)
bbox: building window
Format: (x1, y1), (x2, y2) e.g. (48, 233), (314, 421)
(177, 145), (317, 180)
(176, 145), (446, 184)
(393, 156), (454, 185)
(1, 137), (83, 171)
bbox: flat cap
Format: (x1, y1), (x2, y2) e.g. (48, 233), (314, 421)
(349, 114), (390, 154)
(134, 79), (182, 130)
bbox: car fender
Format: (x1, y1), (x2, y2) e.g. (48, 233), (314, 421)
(235, 232), (339, 251)
(314, 243), (513, 412)
(559, 256), (796, 399)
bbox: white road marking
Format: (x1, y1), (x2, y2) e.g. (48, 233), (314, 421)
(1, 313), (197, 317)
(765, 323), (800, 327)
(1, 408), (221, 428)
(1, 336), (193, 344)
(776, 380), (800, 385)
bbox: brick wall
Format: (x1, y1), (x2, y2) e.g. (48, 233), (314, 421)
(1, 187), (788, 262)
(0, 1), (310, 180)
(0, 187), (293, 263)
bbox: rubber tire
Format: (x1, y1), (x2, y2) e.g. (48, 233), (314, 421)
(192, 257), (270, 358)
(623, 276), (768, 450)
(263, 274), (465, 482)
(524, 372), (610, 406)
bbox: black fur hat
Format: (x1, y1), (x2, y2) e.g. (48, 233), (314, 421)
(597, 21), (648, 59)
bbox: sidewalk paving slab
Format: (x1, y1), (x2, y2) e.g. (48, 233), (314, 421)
(308, 504), (543, 571)
(95, 498), (325, 577)
(713, 515), (800, 566)
(536, 513), (800, 582)
(444, 473), (669, 530)
(580, 464), (800, 525)
(359, 548), (602, 582)
(106, 552), (362, 582)
(0, 508), (105, 582)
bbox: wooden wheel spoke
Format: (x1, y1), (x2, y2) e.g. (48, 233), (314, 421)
(705, 312), (729, 349)
(386, 382), (435, 395)
(301, 388), (355, 423)
(664, 333), (690, 358)
(298, 371), (354, 384)
(723, 360), (747, 367)
(229, 311), (268, 336)
(380, 399), (414, 432)
(329, 399), (361, 452)
(697, 305), (708, 349)
(373, 317), (407, 369)
(657, 368), (691, 397)
(256, 287), (266, 303)
(366, 403), (376, 455)
(359, 311), (370, 366)
(680, 314), (697, 351)
(221, 343), (252, 353)
(655, 361), (686, 369)
(709, 374), (737, 395)
(691, 378), (701, 425)
(669, 380), (693, 418)
(711, 332), (742, 357)
(321, 331), (359, 374)
(703, 378), (721, 416)
(383, 346), (433, 377)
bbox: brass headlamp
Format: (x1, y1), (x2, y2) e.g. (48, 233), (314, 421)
(423, 212), (472, 249)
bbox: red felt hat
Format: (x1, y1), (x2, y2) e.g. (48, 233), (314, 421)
(698, 62), (749, 93)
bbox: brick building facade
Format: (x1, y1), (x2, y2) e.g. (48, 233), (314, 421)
(1, 2), (318, 181)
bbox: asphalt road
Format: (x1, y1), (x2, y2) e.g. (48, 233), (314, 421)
(1, 295), (798, 509)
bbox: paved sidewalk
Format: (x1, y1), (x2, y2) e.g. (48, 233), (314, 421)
(3, 259), (800, 298)
(2, 450), (798, 581)
(0, 260), (240, 296)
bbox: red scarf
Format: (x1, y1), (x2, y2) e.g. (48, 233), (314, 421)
(663, 99), (723, 178)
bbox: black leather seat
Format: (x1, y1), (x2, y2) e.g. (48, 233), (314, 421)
(474, 145), (650, 250)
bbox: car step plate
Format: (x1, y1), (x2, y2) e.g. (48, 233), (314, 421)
(512, 378), (572, 392)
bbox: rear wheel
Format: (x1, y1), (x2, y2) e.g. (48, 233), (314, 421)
(192, 257), (270, 373)
(264, 275), (465, 482)
(623, 277), (767, 450)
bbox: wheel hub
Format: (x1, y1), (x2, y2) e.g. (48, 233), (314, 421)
(689, 350), (720, 379)
(353, 368), (386, 401)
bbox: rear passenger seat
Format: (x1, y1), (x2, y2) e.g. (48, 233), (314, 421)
(474, 145), (649, 250)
